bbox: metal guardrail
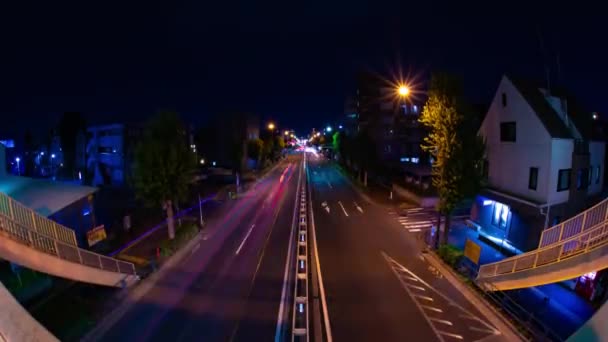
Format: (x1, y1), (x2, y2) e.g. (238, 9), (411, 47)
(479, 220), (608, 279)
(292, 165), (310, 342)
(539, 197), (608, 248)
(0, 192), (78, 246)
(0, 213), (136, 276)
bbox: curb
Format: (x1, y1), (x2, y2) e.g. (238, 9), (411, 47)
(81, 233), (203, 342)
(423, 251), (527, 342)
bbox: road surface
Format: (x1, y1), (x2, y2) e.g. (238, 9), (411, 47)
(95, 155), (302, 342)
(307, 154), (505, 342)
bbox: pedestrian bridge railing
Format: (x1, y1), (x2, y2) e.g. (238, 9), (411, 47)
(539, 197), (608, 248)
(478, 220), (608, 281)
(0, 192), (78, 246)
(0, 212), (136, 276)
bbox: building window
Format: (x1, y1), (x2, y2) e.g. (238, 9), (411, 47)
(577, 168), (589, 190)
(557, 169), (571, 191)
(595, 166), (601, 184)
(413, 105), (418, 113)
(528, 167), (538, 190)
(500, 122), (516, 142)
(492, 202), (510, 229)
(502, 93), (507, 107)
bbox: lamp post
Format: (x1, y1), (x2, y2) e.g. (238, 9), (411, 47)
(267, 122), (276, 131)
(15, 157), (20, 176)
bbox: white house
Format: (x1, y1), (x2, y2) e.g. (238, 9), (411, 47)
(471, 74), (605, 252)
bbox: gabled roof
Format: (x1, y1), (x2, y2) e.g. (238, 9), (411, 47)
(506, 75), (572, 139)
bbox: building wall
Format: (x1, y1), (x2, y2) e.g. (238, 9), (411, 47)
(548, 138), (574, 205)
(87, 124), (127, 187)
(49, 196), (96, 247)
(589, 141), (605, 195)
(479, 76), (554, 204)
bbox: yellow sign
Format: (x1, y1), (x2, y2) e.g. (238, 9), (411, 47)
(87, 225), (107, 247)
(464, 239), (481, 264)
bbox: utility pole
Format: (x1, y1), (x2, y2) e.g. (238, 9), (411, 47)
(198, 193), (204, 228)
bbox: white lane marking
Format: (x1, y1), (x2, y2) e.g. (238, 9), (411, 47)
(383, 252), (500, 334)
(354, 202), (364, 213)
(338, 201), (349, 217)
(307, 158), (333, 342)
(408, 229), (422, 232)
(469, 326), (499, 334)
(421, 305), (443, 313)
(275, 159), (302, 341)
(429, 317), (453, 326)
(403, 223), (432, 228)
(235, 224), (255, 255)
(326, 180), (332, 189)
(406, 284), (426, 291)
(404, 275), (419, 282)
(413, 294), (434, 302)
(438, 331), (463, 340)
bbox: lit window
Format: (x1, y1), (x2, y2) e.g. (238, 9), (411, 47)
(413, 105), (418, 113)
(557, 169), (571, 191)
(492, 202), (510, 229)
(411, 157), (419, 164)
(400, 157), (410, 162)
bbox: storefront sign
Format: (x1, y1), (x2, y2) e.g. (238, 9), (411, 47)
(87, 225), (107, 247)
(464, 239), (481, 264)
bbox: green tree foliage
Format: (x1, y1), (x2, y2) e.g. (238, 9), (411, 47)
(133, 111), (195, 240)
(419, 73), (485, 245)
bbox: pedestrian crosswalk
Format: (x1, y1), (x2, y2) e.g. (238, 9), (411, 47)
(390, 207), (437, 233)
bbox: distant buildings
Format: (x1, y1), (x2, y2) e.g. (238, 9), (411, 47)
(471, 74), (605, 252)
(86, 123), (143, 187)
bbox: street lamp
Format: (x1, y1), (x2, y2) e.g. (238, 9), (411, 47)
(200, 158), (205, 165)
(284, 130), (290, 136)
(326, 126), (332, 133)
(398, 85), (410, 97)
(15, 157), (20, 176)
(267, 122), (275, 130)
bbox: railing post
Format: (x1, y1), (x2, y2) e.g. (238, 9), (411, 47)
(8, 199), (14, 220)
(511, 261), (517, 273)
(98, 256), (103, 270)
(533, 253), (540, 268)
(581, 212), (588, 232)
(53, 239), (60, 257)
(557, 223), (565, 242)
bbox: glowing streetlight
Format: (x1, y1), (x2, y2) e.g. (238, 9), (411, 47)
(593, 113), (598, 120)
(15, 157), (20, 176)
(267, 122), (276, 130)
(284, 130), (290, 136)
(200, 158), (205, 165)
(326, 126), (332, 132)
(398, 85), (410, 97)
(51, 154), (56, 159)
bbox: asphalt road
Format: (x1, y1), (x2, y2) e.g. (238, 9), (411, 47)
(95, 155), (302, 342)
(307, 154), (504, 342)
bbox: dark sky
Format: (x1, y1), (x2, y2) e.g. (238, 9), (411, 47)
(0, 1), (606, 139)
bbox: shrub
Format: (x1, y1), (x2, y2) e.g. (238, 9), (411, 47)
(437, 244), (464, 268)
(159, 222), (199, 257)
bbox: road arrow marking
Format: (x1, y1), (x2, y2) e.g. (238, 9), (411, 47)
(354, 202), (364, 213)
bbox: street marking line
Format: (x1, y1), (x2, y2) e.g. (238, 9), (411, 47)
(354, 202), (364, 213)
(413, 294), (434, 302)
(437, 331), (463, 339)
(429, 318), (453, 326)
(275, 159), (303, 342)
(408, 229), (422, 232)
(406, 284), (426, 291)
(458, 314), (477, 320)
(421, 305), (443, 313)
(338, 201), (349, 217)
(235, 224), (255, 255)
(469, 326), (498, 334)
(383, 252), (499, 333)
(404, 275), (419, 282)
(307, 157), (333, 342)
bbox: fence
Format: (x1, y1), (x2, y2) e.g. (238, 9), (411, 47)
(539, 198), (608, 248)
(0, 213), (136, 275)
(479, 221), (608, 279)
(0, 192), (78, 246)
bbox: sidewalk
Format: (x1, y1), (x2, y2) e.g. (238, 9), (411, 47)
(448, 223), (595, 340)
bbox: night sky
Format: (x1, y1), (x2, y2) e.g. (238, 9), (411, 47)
(0, 1), (606, 139)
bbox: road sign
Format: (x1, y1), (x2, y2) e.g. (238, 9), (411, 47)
(87, 225), (107, 247)
(464, 239), (481, 264)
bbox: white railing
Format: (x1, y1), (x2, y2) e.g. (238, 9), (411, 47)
(539, 198), (608, 248)
(478, 221), (608, 279)
(0, 213), (136, 276)
(0, 192), (78, 246)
